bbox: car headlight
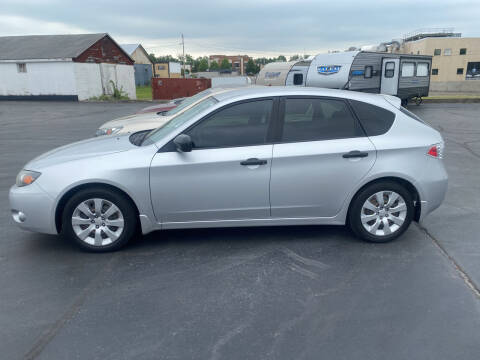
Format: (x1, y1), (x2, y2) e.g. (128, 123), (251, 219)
(95, 126), (123, 136)
(16, 170), (41, 187)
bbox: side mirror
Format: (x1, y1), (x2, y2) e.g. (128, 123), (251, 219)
(173, 134), (193, 153)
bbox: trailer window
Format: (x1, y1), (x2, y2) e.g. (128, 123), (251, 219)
(293, 73), (303, 85)
(384, 62), (395, 78)
(349, 100), (395, 136)
(416, 63), (429, 77)
(364, 66), (372, 78)
(401, 62), (415, 77)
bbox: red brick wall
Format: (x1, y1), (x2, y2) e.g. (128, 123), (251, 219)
(74, 36), (133, 65)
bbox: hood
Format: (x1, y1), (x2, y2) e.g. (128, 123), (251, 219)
(99, 112), (170, 129)
(26, 134), (136, 170)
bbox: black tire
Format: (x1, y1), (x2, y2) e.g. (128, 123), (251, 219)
(348, 181), (414, 243)
(61, 187), (137, 252)
(401, 98), (408, 106)
(415, 97), (423, 106)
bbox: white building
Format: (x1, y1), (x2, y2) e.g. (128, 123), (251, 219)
(0, 33), (136, 101)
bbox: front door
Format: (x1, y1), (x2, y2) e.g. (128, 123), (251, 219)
(380, 58), (400, 95)
(270, 97), (376, 218)
(150, 98), (275, 224)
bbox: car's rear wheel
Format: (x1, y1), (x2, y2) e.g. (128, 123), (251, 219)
(62, 188), (137, 252)
(348, 181), (414, 243)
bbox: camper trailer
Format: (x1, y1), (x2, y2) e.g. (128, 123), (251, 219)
(256, 51), (432, 104)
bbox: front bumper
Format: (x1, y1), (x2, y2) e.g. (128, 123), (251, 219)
(9, 183), (58, 235)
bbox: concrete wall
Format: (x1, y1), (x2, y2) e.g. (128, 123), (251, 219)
(402, 37), (480, 92)
(0, 61), (76, 96)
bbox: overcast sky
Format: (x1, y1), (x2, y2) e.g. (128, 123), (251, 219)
(1, 0), (479, 58)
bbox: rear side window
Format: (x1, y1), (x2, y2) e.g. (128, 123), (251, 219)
(349, 100), (395, 136)
(280, 98), (363, 142)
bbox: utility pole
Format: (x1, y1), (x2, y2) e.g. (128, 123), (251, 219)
(181, 33), (185, 79)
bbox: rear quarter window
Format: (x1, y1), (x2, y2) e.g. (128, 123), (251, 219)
(349, 100), (395, 136)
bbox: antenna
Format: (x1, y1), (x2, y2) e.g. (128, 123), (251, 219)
(181, 34), (185, 79)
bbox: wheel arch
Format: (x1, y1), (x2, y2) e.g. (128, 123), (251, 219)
(347, 176), (421, 223)
(55, 182), (140, 233)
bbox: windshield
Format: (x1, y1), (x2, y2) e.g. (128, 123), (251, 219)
(164, 89), (214, 116)
(142, 96), (218, 145)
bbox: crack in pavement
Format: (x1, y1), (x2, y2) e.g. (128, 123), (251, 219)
(23, 253), (122, 360)
(416, 223), (480, 299)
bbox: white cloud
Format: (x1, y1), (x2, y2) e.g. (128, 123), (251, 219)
(0, 15), (90, 36)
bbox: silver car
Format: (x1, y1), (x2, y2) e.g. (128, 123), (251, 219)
(10, 87), (448, 252)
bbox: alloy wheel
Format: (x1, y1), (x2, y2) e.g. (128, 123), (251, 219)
(360, 191), (407, 236)
(71, 198), (124, 246)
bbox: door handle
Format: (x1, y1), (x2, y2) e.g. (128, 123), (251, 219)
(342, 150), (369, 159)
(240, 158), (268, 166)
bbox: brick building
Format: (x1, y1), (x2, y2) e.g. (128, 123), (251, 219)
(208, 55), (250, 75)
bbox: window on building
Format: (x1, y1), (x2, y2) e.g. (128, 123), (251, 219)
(293, 73), (304, 85)
(364, 66), (373, 78)
(432, 68), (439, 75)
(434, 49), (441, 56)
(444, 48), (452, 56)
(157, 65), (166, 70)
(466, 62), (480, 80)
(17, 63), (27, 73)
(401, 62), (415, 77)
(417, 51), (420, 55)
(416, 63), (429, 77)
(384, 61), (395, 78)
(457, 68), (464, 75)
(280, 98), (363, 142)
(460, 48), (467, 55)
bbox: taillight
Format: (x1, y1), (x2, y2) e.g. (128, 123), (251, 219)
(427, 143), (444, 159)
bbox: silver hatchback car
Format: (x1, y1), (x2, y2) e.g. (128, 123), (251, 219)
(10, 87), (447, 252)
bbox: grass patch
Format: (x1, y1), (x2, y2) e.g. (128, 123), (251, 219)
(136, 85), (152, 101)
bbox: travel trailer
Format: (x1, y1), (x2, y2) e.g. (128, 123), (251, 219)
(256, 51), (432, 104)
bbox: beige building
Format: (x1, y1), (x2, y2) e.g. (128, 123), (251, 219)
(400, 36), (480, 92)
(154, 62), (182, 78)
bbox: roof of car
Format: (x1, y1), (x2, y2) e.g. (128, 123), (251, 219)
(213, 86), (396, 110)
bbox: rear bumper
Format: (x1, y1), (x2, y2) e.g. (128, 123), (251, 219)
(9, 183), (58, 235)
(415, 158), (448, 221)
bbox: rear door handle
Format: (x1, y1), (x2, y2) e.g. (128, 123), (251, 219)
(342, 150), (369, 159)
(240, 158), (268, 166)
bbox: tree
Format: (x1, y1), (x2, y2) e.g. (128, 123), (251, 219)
(198, 58), (209, 72)
(289, 54), (300, 61)
(277, 55), (287, 62)
(220, 58), (231, 70)
(148, 53), (157, 63)
(245, 59), (259, 75)
(209, 60), (219, 71)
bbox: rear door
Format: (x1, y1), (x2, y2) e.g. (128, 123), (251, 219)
(270, 96), (376, 218)
(380, 58), (400, 95)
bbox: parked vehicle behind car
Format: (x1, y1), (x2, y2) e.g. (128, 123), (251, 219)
(136, 97), (185, 115)
(10, 87), (447, 252)
(96, 89), (227, 137)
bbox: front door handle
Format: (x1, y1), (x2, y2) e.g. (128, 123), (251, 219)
(240, 158), (268, 166)
(342, 150), (369, 159)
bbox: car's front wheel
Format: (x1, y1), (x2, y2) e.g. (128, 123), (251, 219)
(62, 187), (137, 252)
(348, 181), (414, 243)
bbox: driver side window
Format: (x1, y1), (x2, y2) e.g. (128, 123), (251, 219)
(186, 99), (273, 149)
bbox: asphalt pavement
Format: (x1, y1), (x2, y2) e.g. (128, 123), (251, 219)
(0, 101), (479, 360)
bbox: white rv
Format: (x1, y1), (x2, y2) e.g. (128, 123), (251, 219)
(256, 51), (432, 104)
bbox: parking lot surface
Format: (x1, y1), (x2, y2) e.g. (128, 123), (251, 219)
(1, 101), (479, 359)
